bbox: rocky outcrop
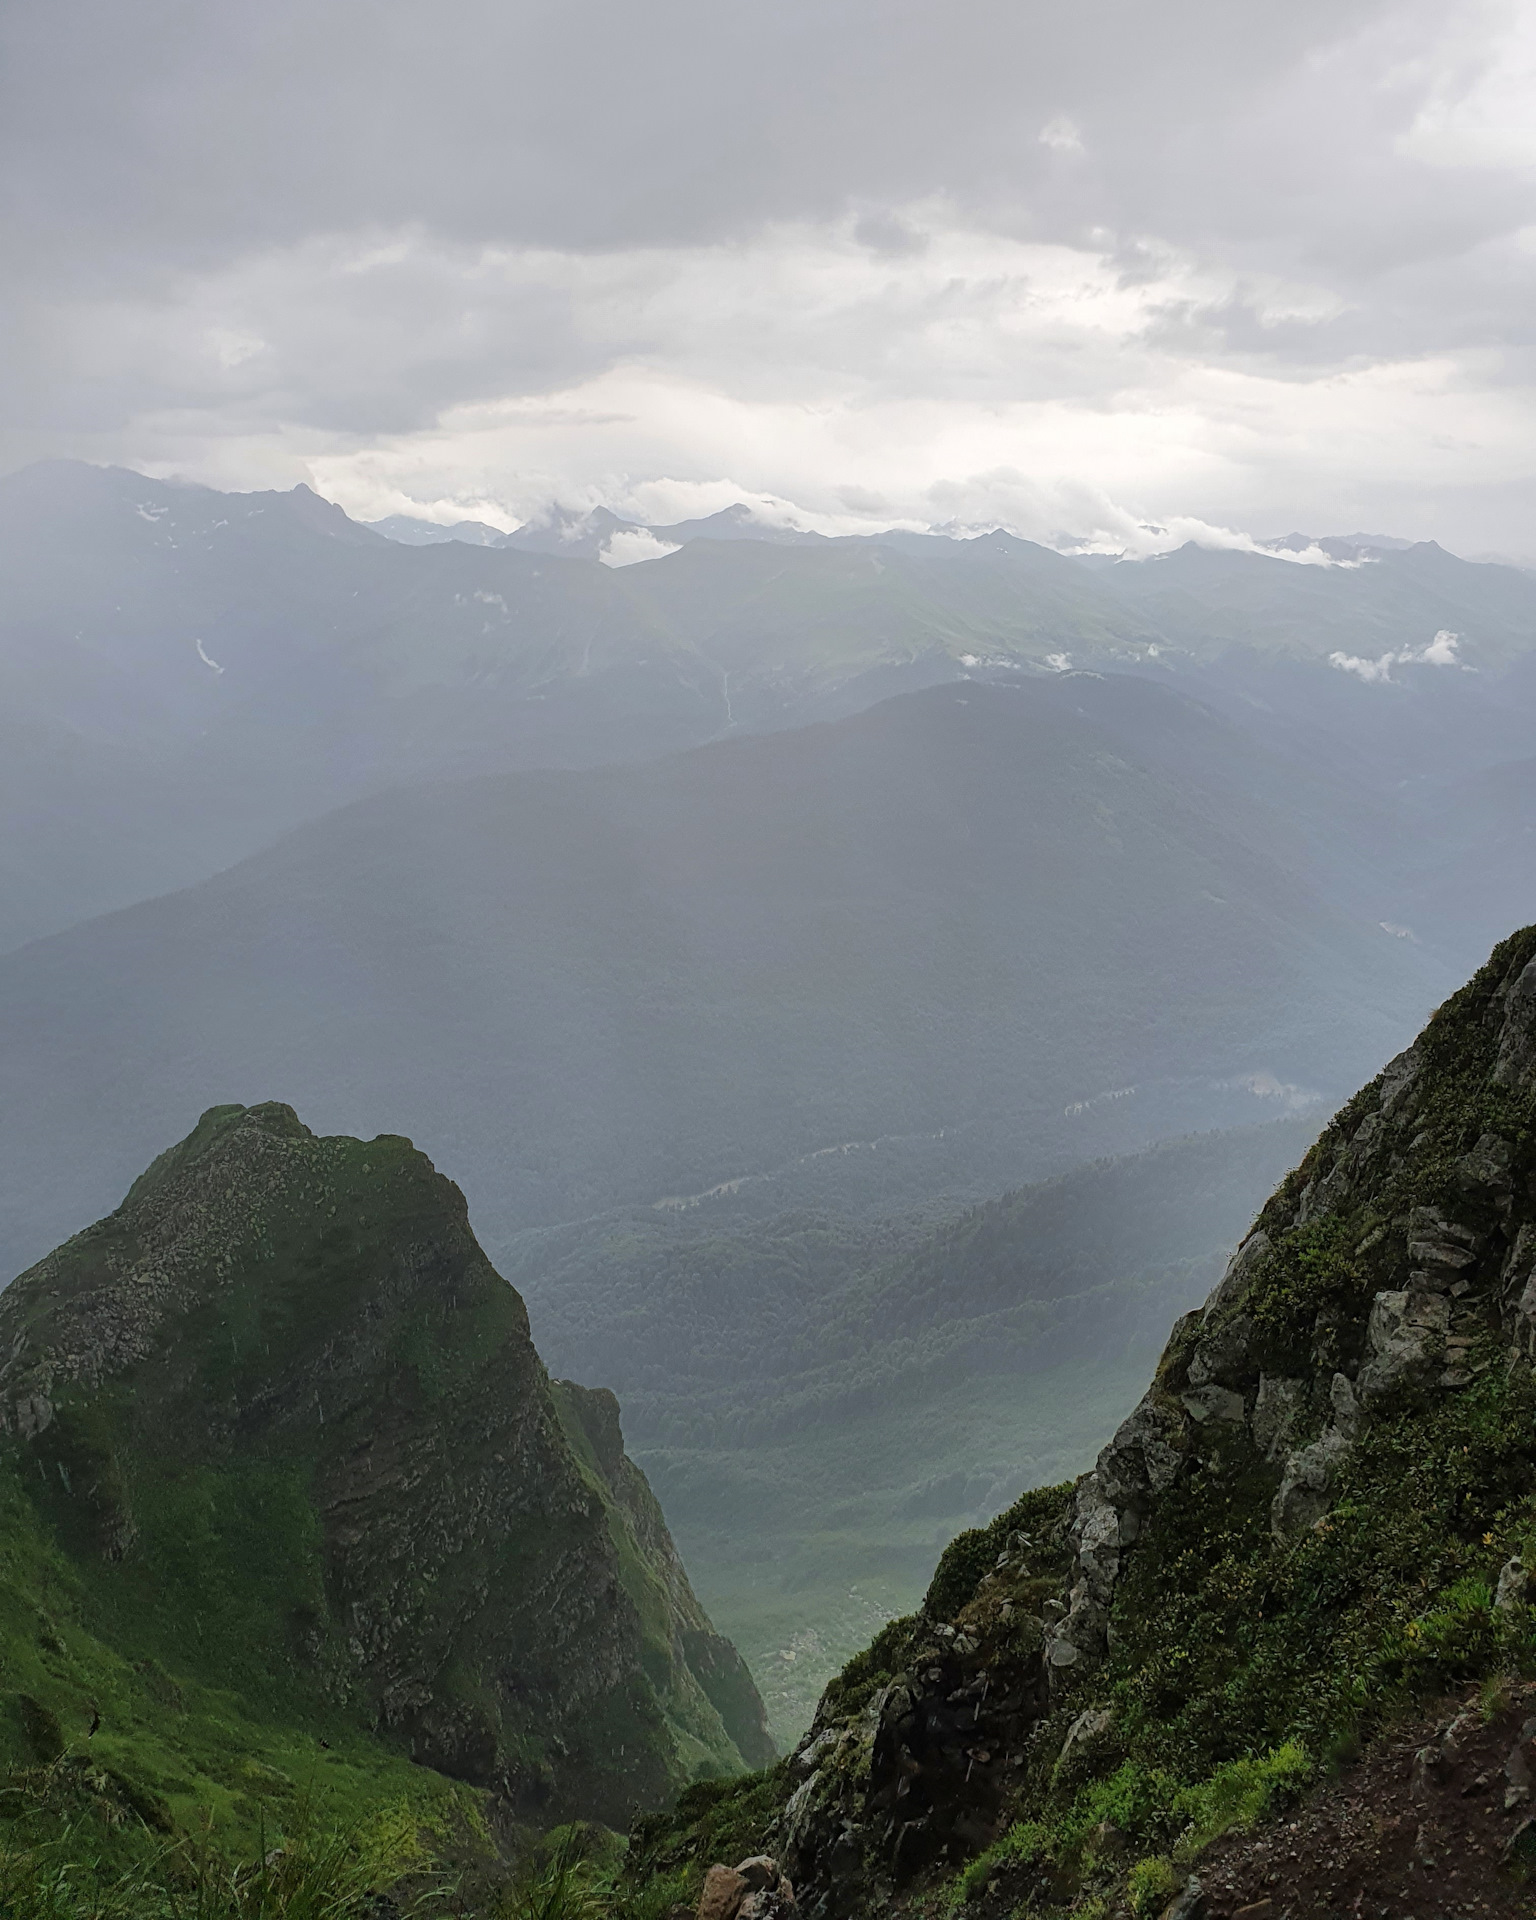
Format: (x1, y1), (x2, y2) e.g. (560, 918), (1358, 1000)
(0, 1103), (767, 1826)
(659, 925), (1536, 1920)
(694, 1854), (798, 1920)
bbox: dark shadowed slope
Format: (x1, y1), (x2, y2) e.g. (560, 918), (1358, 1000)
(0, 677), (1440, 1284)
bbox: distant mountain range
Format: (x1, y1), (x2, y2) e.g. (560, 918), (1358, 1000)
(366, 499), (831, 555)
(6, 456), (1536, 1768)
(6, 458), (1536, 954)
(0, 672), (1463, 1290)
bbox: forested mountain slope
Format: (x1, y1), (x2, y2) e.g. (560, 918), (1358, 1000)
(0, 678), (1438, 1289)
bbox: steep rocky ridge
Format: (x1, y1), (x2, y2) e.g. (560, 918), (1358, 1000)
(631, 926), (1536, 1915)
(0, 1102), (767, 1834)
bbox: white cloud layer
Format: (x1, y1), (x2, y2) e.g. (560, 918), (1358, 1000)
(4, 0), (1536, 553)
(1329, 629), (1471, 681)
(599, 528), (683, 567)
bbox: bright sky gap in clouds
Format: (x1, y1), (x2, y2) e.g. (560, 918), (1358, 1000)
(5, 0), (1536, 556)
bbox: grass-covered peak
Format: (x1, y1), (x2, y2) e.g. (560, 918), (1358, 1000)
(0, 1102), (767, 1898)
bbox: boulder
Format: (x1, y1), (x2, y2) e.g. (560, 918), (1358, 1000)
(1271, 1425), (1353, 1538)
(1495, 1557), (1531, 1617)
(696, 1866), (750, 1920)
(1356, 1289), (1449, 1403)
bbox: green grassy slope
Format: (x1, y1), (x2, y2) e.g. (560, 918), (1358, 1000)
(0, 1104), (766, 1881)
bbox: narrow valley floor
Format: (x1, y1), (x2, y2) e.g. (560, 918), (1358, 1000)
(635, 1357), (1154, 1747)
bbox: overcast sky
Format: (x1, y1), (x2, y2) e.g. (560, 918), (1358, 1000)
(5, 0), (1536, 553)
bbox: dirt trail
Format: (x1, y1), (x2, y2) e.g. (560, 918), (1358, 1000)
(1200, 1682), (1536, 1919)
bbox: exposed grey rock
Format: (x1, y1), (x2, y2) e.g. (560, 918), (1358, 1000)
(1491, 955), (1536, 1089)
(1204, 1232), (1270, 1317)
(1180, 1384), (1245, 1425)
(1503, 1226), (1536, 1356)
(1044, 1582), (1108, 1680)
(1329, 1370), (1363, 1442)
(3, 1392), (53, 1439)
(1048, 1392), (1192, 1674)
(1159, 1873), (1204, 1920)
(1252, 1375), (1305, 1461)
(782, 1774), (820, 1848)
(1272, 1425), (1353, 1537)
(1495, 1557), (1531, 1617)
(1356, 1288), (1450, 1403)
(1187, 1312), (1255, 1389)
(1377, 1043), (1422, 1116)
(1095, 1394), (1186, 1508)
(1057, 1706), (1112, 1770)
(1455, 1133), (1514, 1200)
(1406, 1205), (1481, 1282)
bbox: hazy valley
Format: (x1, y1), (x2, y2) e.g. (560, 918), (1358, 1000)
(3, 461), (1536, 1915)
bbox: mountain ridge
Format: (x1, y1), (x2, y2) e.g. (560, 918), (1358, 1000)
(626, 923), (1536, 1916)
(6, 457), (1536, 956)
(0, 676), (1445, 1290)
(0, 1100), (769, 1842)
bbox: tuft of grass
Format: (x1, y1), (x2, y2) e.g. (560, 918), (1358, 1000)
(0, 1796), (444, 1920)
(1125, 1856), (1177, 1916)
(1170, 1742), (1310, 1861)
(954, 1819), (1048, 1904)
(493, 1826), (606, 1920)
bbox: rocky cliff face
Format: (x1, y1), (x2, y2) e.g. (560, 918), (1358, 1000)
(633, 926), (1536, 1916)
(0, 1102), (768, 1827)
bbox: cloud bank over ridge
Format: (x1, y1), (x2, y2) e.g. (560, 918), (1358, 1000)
(4, 0), (1536, 554)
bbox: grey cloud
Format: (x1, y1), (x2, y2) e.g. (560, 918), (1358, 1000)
(0, 0), (1439, 266)
(5, 0), (1536, 552)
